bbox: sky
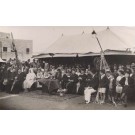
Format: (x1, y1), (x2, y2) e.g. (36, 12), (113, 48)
(0, 26), (135, 54)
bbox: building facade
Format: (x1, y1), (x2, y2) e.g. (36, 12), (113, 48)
(0, 32), (33, 61)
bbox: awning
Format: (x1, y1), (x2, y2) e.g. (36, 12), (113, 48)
(0, 58), (6, 63)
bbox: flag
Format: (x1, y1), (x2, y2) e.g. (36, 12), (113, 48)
(11, 32), (16, 52)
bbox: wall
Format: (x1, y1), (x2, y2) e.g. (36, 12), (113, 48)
(0, 32), (33, 61)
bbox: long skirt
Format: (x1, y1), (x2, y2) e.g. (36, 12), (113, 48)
(11, 81), (23, 94)
(66, 82), (77, 94)
(23, 80), (35, 89)
(61, 81), (68, 89)
(6, 80), (14, 93)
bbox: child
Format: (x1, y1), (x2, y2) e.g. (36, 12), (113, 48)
(108, 74), (117, 106)
(98, 70), (109, 104)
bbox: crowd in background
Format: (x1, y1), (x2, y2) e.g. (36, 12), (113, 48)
(0, 58), (135, 107)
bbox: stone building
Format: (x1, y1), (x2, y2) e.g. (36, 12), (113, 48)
(0, 32), (33, 61)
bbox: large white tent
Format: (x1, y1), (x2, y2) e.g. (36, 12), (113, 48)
(44, 28), (132, 53)
(33, 28), (135, 59)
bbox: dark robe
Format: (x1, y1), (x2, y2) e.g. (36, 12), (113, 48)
(119, 77), (134, 99)
(99, 75), (109, 89)
(7, 71), (17, 93)
(55, 71), (62, 82)
(86, 74), (99, 91)
(67, 73), (78, 94)
(11, 72), (26, 94)
(61, 74), (68, 89)
(0, 69), (8, 92)
(0, 69), (5, 91)
(78, 74), (87, 95)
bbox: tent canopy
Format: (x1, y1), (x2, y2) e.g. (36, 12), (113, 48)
(44, 28), (132, 54)
(33, 28), (135, 59)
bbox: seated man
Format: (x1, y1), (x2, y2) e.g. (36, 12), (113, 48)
(61, 70), (68, 90)
(11, 69), (26, 94)
(67, 69), (78, 94)
(84, 69), (99, 104)
(23, 69), (37, 92)
(6, 66), (17, 93)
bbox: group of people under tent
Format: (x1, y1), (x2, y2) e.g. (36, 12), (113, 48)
(1, 58), (135, 107)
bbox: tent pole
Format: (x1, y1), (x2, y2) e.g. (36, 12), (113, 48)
(93, 30), (110, 103)
(95, 37), (104, 53)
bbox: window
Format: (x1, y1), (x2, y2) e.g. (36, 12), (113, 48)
(3, 47), (7, 52)
(26, 48), (30, 54)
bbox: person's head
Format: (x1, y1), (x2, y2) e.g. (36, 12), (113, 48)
(76, 68), (80, 72)
(29, 69), (31, 73)
(118, 65), (122, 69)
(125, 71), (130, 78)
(18, 69), (21, 74)
(88, 65), (90, 69)
(118, 70), (124, 76)
(131, 63), (135, 72)
(106, 71), (111, 77)
(114, 64), (117, 70)
(87, 70), (91, 74)
(90, 68), (97, 76)
(81, 69), (85, 74)
(29, 69), (34, 73)
(57, 69), (61, 73)
(126, 64), (130, 69)
(126, 68), (131, 74)
(110, 74), (114, 79)
(100, 69), (105, 76)
(72, 69), (76, 74)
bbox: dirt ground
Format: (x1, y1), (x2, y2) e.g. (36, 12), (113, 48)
(0, 90), (135, 110)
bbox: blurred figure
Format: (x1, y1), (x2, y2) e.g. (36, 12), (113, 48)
(67, 70), (78, 94)
(115, 70), (125, 103)
(77, 69), (87, 95)
(120, 71), (134, 107)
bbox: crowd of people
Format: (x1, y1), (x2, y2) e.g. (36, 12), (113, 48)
(0, 58), (135, 107)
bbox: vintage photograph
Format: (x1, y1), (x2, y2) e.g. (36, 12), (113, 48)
(0, 26), (135, 110)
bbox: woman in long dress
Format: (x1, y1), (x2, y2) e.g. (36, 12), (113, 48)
(23, 69), (36, 91)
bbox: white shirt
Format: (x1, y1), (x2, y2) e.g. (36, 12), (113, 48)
(125, 78), (129, 85)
